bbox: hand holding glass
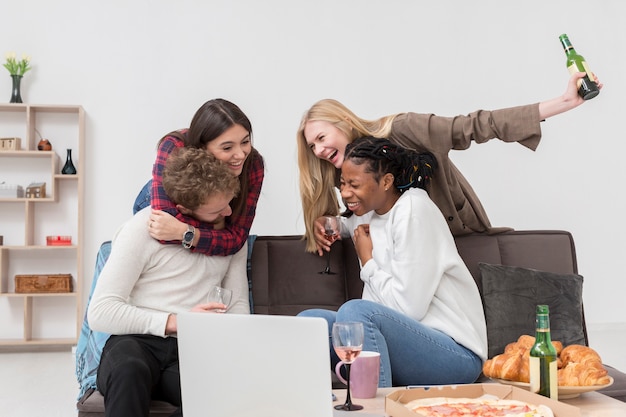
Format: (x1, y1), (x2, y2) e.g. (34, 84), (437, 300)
(320, 216), (340, 275)
(207, 286), (232, 313)
(332, 322), (364, 411)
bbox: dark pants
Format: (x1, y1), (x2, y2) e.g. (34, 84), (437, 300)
(97, 334), (182, 417)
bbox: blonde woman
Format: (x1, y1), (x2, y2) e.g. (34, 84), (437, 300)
(297, 72), (602, 255)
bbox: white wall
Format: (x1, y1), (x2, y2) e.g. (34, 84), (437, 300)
(2, 1), (624, 345)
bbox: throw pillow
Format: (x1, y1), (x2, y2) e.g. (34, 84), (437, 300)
(479, 262), (585, 359)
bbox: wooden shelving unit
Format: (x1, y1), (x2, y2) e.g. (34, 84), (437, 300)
(0, 103), (84, 347)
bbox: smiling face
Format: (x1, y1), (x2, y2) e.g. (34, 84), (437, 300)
(205, 124), (251, 176)
(303, 120), (351, 169)
(340, 159), (397, 216)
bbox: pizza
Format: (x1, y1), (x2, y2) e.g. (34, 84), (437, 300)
(404, 396), (554, 417)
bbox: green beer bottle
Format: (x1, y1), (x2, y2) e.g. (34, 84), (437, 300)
(529, 305), (558, 399)
(559, 33), (599, 100)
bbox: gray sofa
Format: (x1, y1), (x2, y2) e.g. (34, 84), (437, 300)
(76, 230), (626, 416)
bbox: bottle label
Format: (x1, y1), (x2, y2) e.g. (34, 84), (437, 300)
(567, 61), (594, 88)
(529, 356), (558, 399)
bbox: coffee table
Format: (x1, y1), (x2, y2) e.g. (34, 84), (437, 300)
(332, 387), (626, 416)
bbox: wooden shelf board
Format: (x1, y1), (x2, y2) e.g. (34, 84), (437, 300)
(0, 338), (77, 347)
(0, 292), (77, 297)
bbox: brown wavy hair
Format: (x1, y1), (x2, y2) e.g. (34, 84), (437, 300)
(162, 147), (240, 209)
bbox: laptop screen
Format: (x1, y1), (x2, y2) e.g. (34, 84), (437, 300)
(177, 313), (334, 417)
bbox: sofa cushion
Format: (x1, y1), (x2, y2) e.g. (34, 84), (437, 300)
(250, 236), (362, 315)
(479, 262), (586, 358)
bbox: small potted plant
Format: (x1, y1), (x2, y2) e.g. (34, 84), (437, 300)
(4, 52), (32, 103)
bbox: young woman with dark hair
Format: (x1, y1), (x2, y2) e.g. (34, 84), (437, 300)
(135, 98), (264, 256)
(299, 137), (487, 388)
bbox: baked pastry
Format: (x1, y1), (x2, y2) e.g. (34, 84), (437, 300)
(559, 344), (602, 367)
(557, 344), (610, 386)
(558, 362), (611, 386)
(482, 350), (524, 382)
(482, 335), (610, 386)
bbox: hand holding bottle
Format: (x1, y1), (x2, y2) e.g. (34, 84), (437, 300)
(538, 71), (602, 120)
(564, 71), (602, 104)
(559, 34), (600, 100)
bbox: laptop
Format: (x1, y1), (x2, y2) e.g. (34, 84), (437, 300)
(177, 313), (334, 417)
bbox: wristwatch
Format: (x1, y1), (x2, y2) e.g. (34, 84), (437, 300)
(182, 225), (195, 249)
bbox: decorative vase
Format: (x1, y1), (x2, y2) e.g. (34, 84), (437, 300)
(10, 74), (23, 103)
(62, 148), (77, 175)
(37, 139), (52, 151)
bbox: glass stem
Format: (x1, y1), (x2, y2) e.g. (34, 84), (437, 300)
(326, 251), (331, 272)
(344, 363), (353, 408)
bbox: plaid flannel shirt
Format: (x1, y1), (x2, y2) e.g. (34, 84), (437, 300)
(151, 132), (264, 256)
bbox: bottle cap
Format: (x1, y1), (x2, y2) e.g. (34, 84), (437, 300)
(536, 304), (549, 314)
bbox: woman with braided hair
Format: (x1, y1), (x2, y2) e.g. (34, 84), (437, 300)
(298, 137), (487, 387)
(297, 73), (603, 255)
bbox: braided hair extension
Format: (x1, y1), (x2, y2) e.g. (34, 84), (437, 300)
(344, 136), (437, 193)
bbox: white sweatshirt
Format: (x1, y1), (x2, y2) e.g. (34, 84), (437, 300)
(88, 207), (249, 337)
(341, 188), (488, 360)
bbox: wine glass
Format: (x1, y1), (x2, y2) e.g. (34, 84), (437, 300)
(207, 285), (233, 313)
(319, 216), (340, 275)
(332, 322), (364, 411)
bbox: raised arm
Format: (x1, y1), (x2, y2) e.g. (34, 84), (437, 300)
(391, 72), (603, 156)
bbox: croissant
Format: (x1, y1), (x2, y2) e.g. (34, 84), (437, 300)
(483, 351), (524, 381)
(558, 362), (611, 386)
(560, 344), (603, 367)
(483, 335), (610, 386)
(503, 336), (563, 356)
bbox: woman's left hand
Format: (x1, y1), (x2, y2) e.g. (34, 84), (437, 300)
(353, 224), (373, 265)
(148, 209), (187, 241)
(564, 71), (603, 103)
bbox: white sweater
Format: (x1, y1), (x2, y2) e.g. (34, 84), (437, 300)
(341, 188), (488, 360)
(88, 207), (250, 337)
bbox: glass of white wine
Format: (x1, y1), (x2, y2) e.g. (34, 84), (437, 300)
(332, 321), (364, 411)
(319, 216), (340, 275)
(207, 285), (233, 313)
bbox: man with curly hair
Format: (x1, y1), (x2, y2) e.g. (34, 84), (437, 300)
(88, 147), (249, 417)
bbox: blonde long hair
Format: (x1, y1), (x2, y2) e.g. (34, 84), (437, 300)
(296, 99), (399, 252)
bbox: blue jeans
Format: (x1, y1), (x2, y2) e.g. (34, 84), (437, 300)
(298, 299), (482, 387)
(133, 180), (152, 214)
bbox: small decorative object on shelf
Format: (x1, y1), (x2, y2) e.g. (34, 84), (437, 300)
(37, 138), (52, 151)
(62, 148), (77, 174)
(0, 137), (21, 151)
(3, 52), (31, 103)
(10, 74), (23, 103)
(46, 235), (72, 246)
(25, 182), (46, 198)
(0, 182), (24, 197)
(15, 273), (73, 293)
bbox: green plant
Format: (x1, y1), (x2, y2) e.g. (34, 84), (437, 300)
(4, 52), (32, 76)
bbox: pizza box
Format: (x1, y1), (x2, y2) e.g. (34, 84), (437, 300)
(385, 383), (581, 417)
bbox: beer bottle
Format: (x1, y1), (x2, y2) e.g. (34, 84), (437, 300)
(559, 33), (600, 100)
(529, 305), (558, 399)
